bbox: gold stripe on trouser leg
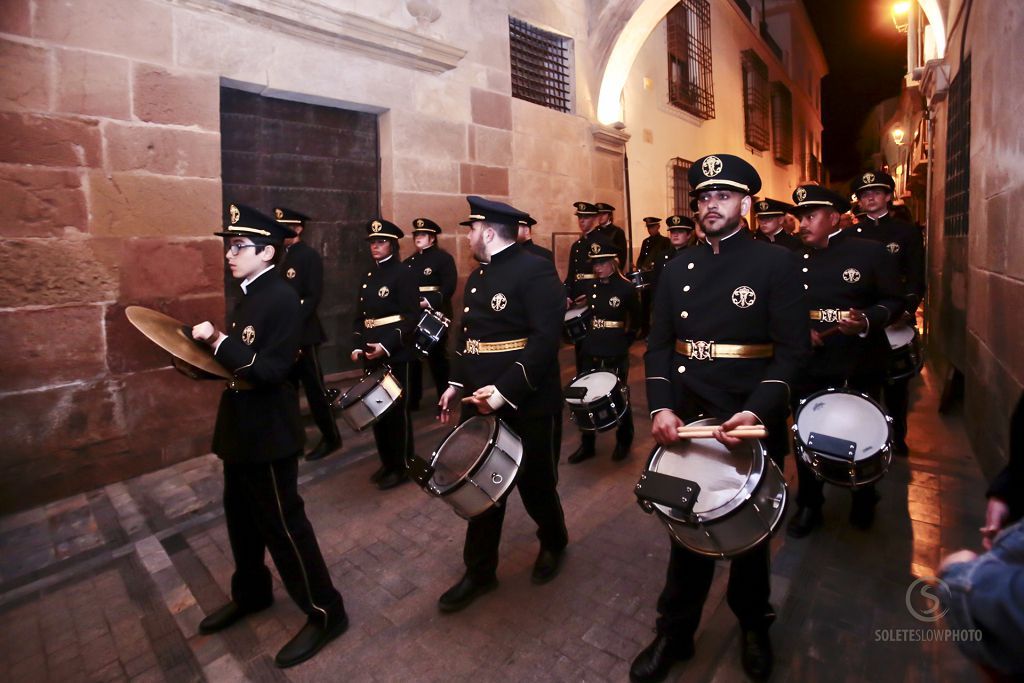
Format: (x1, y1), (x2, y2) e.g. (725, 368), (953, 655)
(269, 465), (329, 624)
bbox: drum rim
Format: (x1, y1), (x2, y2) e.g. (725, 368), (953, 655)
(338, 365), (394, 410)
(564, 306), (591, 321)
(644, 417), (768, 522)
(428, 415), (500, 493)
(564, 370), (621, 405)
(793, 386), (893, 459)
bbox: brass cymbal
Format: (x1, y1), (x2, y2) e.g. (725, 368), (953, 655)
(125, 306), (234, 381)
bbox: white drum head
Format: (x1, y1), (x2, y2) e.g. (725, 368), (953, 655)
(339, 368), (387, 409)
(885, 323), (915, 349)
(431, 417), (492, 488)
(797, 391), (889, 460)
(566, 371), (619, 405)
(565, 306), (588, 322)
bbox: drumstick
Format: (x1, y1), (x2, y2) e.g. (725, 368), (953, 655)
(676, 425), (767, 439)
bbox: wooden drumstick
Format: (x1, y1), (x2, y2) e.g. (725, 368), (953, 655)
(676, 425), (767, 439)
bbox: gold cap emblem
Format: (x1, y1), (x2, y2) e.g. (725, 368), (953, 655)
(371, 220), (382, 232)
(758, 201), (769, 211)
(863, 172), (876, 184)
(701, 155), (723, 178)
(590, 243), (601, 254)
(229, 204), (240, 224)
(669, 216), (680, 226)
(415, 219), (425, 228)
(274, 208), (284, 219)
(795, 187), (808, 202)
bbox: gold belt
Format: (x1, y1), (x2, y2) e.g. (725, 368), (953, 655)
(675, 339), (774, 361)
(364, 314), (403, 329)
(809, 309), (852, 322)
(418, 286), (441, 292)
(575, 273), (596, 280)
(464, 338), (528, 354)
(592, 318), (625, 329)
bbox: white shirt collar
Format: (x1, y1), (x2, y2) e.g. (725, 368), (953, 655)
(241, 265), (275, 294)
(375, 254), (394, 266)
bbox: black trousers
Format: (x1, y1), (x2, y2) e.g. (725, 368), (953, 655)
(882, 376), (910, 446)
(293, 345), (340, 443)
(579, 354), (634, 448)
(409, 344), (450, 409)
(462, 411), (568, 580)
(793, 374), (882, 510)
(638, 287), (653, 335)
(223, 455), (345, 627)
(372, 361), (415, 472)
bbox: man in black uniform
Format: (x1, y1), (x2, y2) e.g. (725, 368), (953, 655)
(436, 195), (569, 613)
(564, 201), (599, 305)
(274, 207), (343, 462)
(593, 202), (628, 270)
(751, 198), (801, 250)
(567, 237), (638, 464)
(635, 217), (670, 338)
(351, 219), (420, 490)
(649, 214), (695, 293)
(191, 203), (347, 668)
(782, 185), (904, 538)
(852, 170), (926, 455)
(404, 217), (458, 411)
(632, 155), (809, 683)
(517, 214), (554, 262)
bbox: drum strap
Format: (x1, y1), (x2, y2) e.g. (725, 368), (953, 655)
(592, 318), (625, 329)
(418, 286), (441, 292)
(675, 340), (774, 360)
(809, 309), (852, 322)
(464, 338), (528, 354)
(364, 314), (403, 329)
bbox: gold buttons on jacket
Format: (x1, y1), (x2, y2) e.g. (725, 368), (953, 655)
(680, 311), (689, 318)
(687, 263), (694, 269)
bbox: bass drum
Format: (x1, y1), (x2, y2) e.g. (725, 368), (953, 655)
(637, 418), (787, 558)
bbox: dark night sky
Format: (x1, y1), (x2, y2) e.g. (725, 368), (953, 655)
(802, 0), (908, 183)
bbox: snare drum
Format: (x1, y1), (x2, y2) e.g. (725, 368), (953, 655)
(884, 323), (922, 382)
(793, 388), (893, 488)
(419, 416), (523, 519)
(627, 270), (654, 289)
(563, 306), (592, 343)
(564, 371), (629, 432)
(414, 308), (451, 356)
(335, 366), (403, 431)
(636, 418), (787, 558)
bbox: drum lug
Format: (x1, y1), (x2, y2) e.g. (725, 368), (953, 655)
(490, 472), (503, 485)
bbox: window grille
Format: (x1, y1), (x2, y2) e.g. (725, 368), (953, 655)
(770, 82), (793, 164)
(667, 1), (715, 120)
(944, 57), (971, 237)
(668, 157), (695, 217)
(509, 17), (572, 113)
(742, 49), (769, 151)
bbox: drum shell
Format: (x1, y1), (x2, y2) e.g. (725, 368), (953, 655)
(429, 418), (523, 519)
(627, 270), (653, 289)
(565, 372), (629, 432)
(414, 309), (450, 356)
(563, 307), (592, 344)
(337, 370), (402, 431)
(884, 324), (923, 382)
(642, 419), (787, 558)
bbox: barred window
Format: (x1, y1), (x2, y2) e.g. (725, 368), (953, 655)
(770, 82), (793, 164)
(741, 50), (769, 151)
(944, 57), (971, 237)
(668, 157), (695, 217)
(667, 1), (715, 120)
(509, 17), (572, 113)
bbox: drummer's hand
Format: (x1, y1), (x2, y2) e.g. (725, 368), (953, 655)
(981, 497), (1011, 550)
(573, 295), (587, 306)
(837, 309), (867, 335)
(810, 329), (824, 347)
(191, 321), (222, 346)
(714, 412), (759, 448)
(438, 386), (459, 424)
(652, 410), (683, 446)
(364, 343), (386, 360)
(939, 549), (978, 575)
(465, 386), (497, 415)
(419, 298), (430, 309)
(350, 349), (364, 362)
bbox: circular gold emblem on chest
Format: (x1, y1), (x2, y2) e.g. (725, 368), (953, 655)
(842, 268), (861, 283)
(286, 267), (296, 279)
(609, 296), (621, 308)
(490, 293), (507, 311)
(731, 286), (756, 308)
(242, 325), (256, 345)
(424, 267), (433, 276)
(886, 242), (901, 254)
(378, 286), (390, 298)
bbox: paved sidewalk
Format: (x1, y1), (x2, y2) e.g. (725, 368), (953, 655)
(0, 347), (986, 682)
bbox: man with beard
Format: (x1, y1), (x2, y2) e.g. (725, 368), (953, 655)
(751, 198), (801, 250)
(435, 195), (569, 613)
(632, 154), (808, 683)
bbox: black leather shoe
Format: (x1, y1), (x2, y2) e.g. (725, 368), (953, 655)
(438, 574), (497, 613)
(377, 469), (409, 491)
(611, 441), (631, 461)
(198, 600), (272, 635)
(568, 444), (596, 464)
(274, 614), (349, 669)
(850, 490), (881, 530)
(531, 548), (565, 585)
(369, 464), (388, 483)
(305, 436), (342, 462)
(786, 506), (823, 538)
(629, 634), (694, 683)
(740, 629), (773, 681)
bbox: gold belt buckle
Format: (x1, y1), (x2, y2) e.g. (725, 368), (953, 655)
(465, 339), (480, 355)
(820, 309), (841, 323)
(689, 340), (715, 361)
(365, 318), (375, 329)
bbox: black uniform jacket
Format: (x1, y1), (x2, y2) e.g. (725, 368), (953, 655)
(281, 240), (326, 346)
(636, 234), (671, 270)
(799, 230), (904, 380)
(450, 243), (564, 417)
(579, 274), (639, 358)
(521, 239), (554, 262)
(645, 229), (810, 426)
(854, 213), (926, 313)
(352, 255), (419, 364)
(594, 222), (628, 270)
(404, 244), (457, 317)
(213, 268), (304, 464)
(651, 245), (687, 292)
(752, 228), (802, 251)
(564, 231), (597, 300)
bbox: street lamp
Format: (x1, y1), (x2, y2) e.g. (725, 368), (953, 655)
(892, 127), (906, 145)
(892, 1), (911, 33)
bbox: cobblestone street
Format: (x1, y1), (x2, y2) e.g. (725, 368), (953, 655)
(0, 347), (984, 682)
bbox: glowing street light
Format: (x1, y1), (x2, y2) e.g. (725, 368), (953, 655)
(892, 1), (911, 33)
(892, 127), (906, 145)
